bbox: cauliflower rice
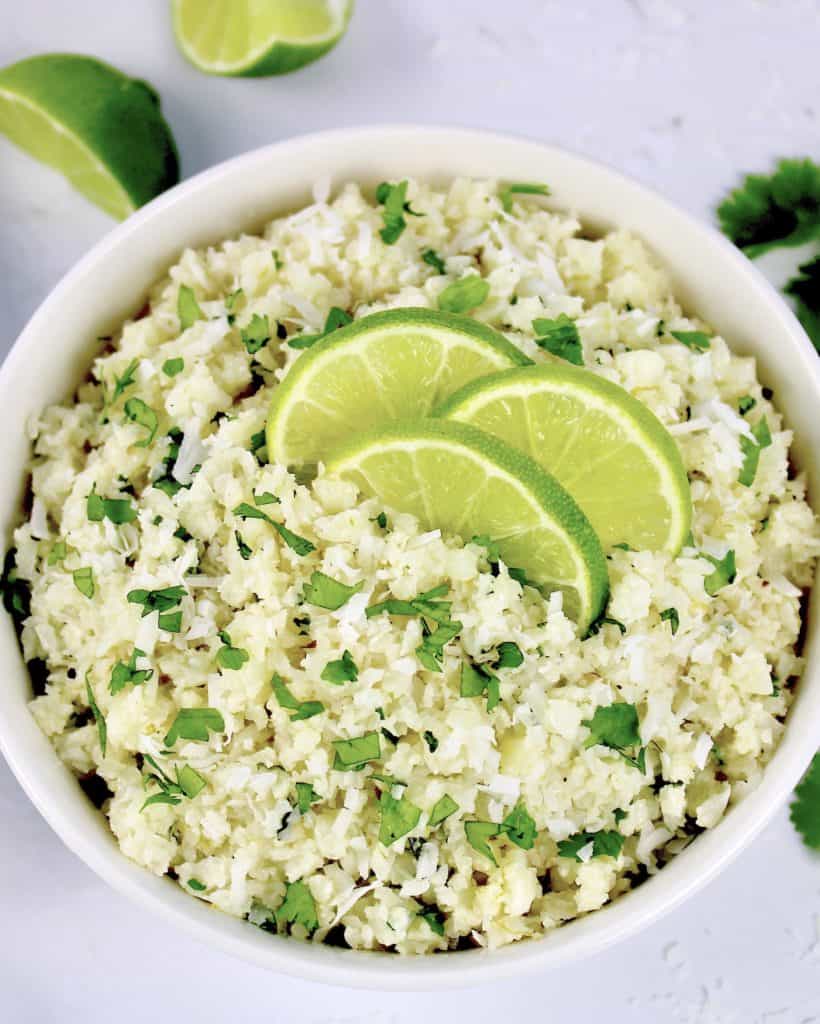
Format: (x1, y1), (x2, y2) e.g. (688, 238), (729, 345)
(9, 178), (819, 953)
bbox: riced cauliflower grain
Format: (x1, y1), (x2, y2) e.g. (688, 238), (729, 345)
(12, 179), (818, 954)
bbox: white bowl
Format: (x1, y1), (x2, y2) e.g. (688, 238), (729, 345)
(1, 126), (818, 990)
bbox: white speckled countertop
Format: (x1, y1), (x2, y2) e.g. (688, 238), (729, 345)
(1, 1), (819, 1020)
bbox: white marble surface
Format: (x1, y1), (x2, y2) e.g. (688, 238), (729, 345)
(1, 1), (819, 1020)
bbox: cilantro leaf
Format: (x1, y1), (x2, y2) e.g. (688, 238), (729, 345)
(163, 357), (184, 378)
(500, 802), (537, 850)
(87, 486), (137, 525)
(739, 416), (773, 487)
(785, 257), (820, 351)
(532, 315), (583, 365)
(240, 313), (271, 355)
(375, 180), (421, 244)
(703, 549), (737, 595)
(232, 502), (315, 555)
(158, 610), (182, 632)
(717, 158), (820, 258)
(583, 702), (645, 770)
(177, 763), (206, 798)
(670, 329), (711, 352)
(320, 649), (358, 685)
(303, 571), (362, 610)
(418, 906), (446, 936)
(460, 661), (500, 711)
(109, 647), (152, 695)
(253, 491), (279, 506)
(495, 641), (524, 669)
(124, 397), (158, 448)
(139, 753), (205, 811)
(438, 275), (490, 314)
(660, 607), (679, 635)
(127, 585), (185, 617)
(249, 428), (267, 463)
(738, 395), (757, 415)
(178, 285), (204, 331)
(428, 793), (458, 827)
(332, 732), (380, 770)
(288, 306), (352, 350)
(499, 181), (550, 213)
(790, 752), (820, 849)
(188, 879), (207, 891)
(295, 782), (322, 814)
(558, 829), (625, 861)
(235, 531), (252, 560)
(73, 566), (94, 599)
(111, 358), (139, 403)
(48, 540), (67, 565)
(422, 248), (446, 275)
(587, 615), (626, 637)
(163, 707), (225, 746)
(464, 820), (502, 865)
(216, 632), (249, 671)
(271, 673), (324, 721)
(379, 790), (422, 846)
(85, 676), (106, 756)
(274, 880), (319, 936)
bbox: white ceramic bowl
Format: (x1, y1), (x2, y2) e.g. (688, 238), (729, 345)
(1, 126), (819, 990)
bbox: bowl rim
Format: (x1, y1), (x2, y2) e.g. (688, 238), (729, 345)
(2, 124), (819, 990)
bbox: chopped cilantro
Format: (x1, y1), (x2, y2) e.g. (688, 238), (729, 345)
(275, 880), (318, 935)
(583, 702), (646, 771)
(240, 313), (271, 355)
(422, 248), (446, 275)
(703, 549), (737, 595)
(660, 607), (680, 635)
(501, 802), (537, 850)
(790, 752), (820, 849)
(188, 878), (207, 892)
(235, 531), (252, 560)
(249, 428), (267, 463)
(495, 641), (524, 669)
(124, 397), (158, 447)
(272, 250), (283, 270)
(163, 707), (225, 746)
(367, 584), (462, 671)
(739, 416), (772, 486)
(532, 314), (583, 365)
(232, 502), (315, 555)
(416, 619), (462, 673)
(111, 358), (139, 403)
(438, 275), (490, 314)
(303, 571), (362, 610)
(109, 647), (152, 695)
(178, 284), (204, 331)
(785, 257), (820, 351)
(379, 790), (422, 846)
(418, 906), (446, 936)
(499, 181), (550, 213)
(140, 753), (205, 810)
(127, 585), (185, 617)
(716, 158), (820, 258)
(376, 180), (421, 244)
(670, 329), (711, 352)
(737, 395), (757, 415)
(253, 490), (279, 506)
(295, 782), (322, 814)
(558, 829), (625, 861)
(158, 610), (182, 633)
(332, 731), (380, 770)
(464, 820), (502, 865)
(428, 793), (458, 827)
(460, 661), (500, 711)
(288, 306), (352, 350)
(162, 357), (184, 377)
(587, 615), (626, 637)
(86, 486), (137, 525)
(216, 631), (249, 671)
(85, 676), (106, 756)
(48, 540), (67, 565)
(72, 566), (94, 599)
(373, 511), (388, 530)
(271, 673), (324, 721)
(422, 730), (439, 753)
(320, 649), (358, 685)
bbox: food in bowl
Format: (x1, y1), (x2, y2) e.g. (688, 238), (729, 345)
(5, 177), (817, 953)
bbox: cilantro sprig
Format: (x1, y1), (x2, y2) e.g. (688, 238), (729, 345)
(785, 257), (820, 351)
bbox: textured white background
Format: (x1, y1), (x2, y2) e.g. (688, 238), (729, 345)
(1, 1), (820, 1021)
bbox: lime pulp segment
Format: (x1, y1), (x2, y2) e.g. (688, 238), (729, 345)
(267, 307), (531, 472)
(436, 363), (692, 553)
(172, 0), (354, 76)
(326, 419), (609, 631)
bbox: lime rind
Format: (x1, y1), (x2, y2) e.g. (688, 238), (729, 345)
(267, 307), (532, 469)
(172, 0), (354, 77)
(325, 418), (609, 632)
(436, 363), (692, 555)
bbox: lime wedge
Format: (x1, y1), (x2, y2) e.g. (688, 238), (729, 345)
(172, 0), (355, 76)
(437, 364), (691, 554)
(267, 308), (531, 473)
(0, 55), (179, 220)
(326, 420), (608, 631)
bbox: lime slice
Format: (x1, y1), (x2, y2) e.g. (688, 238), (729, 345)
(437, 364), (691, 554)
(267, 308), (531, 472)
(326, 420), (608, 631)
(0, 55), (179, 220)
(172, 0), (355, 77)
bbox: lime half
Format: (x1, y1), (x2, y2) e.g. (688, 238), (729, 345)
(267, 308), (531, 473)
(0, 54), (179, 220)
(437, 364), (691, 553)
(172, 0), (355, 77)
(326, 419), (608, 631)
